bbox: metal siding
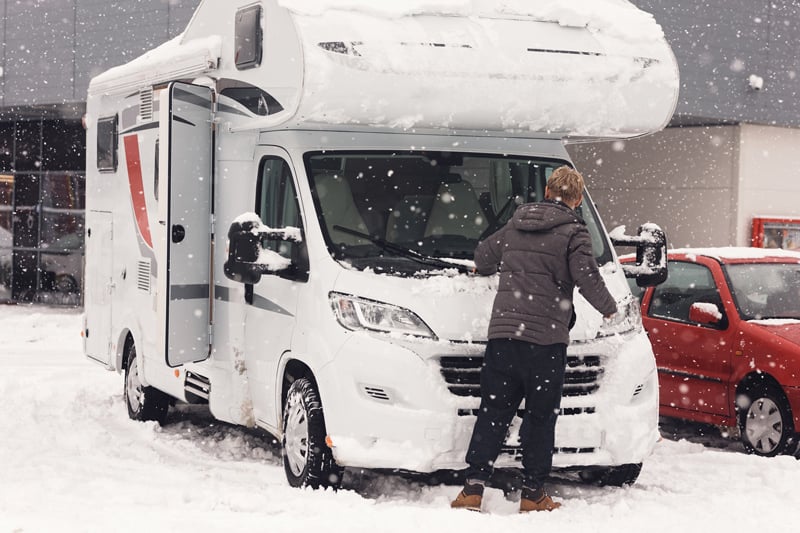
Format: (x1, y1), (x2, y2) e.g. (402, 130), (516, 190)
(632, 0), (800, 127)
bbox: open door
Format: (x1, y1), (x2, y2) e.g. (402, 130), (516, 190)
(160, 82), (213, 367)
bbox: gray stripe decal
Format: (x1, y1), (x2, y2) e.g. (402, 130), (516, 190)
(170, 284), (210, 301)
(213, 284), (294, 316)
(251, 293), (293, 316)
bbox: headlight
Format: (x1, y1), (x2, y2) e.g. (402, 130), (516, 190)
(596, 296), (642, 337)
(329, 292), (436, 339)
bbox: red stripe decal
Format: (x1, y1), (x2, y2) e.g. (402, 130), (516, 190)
(124, 135), (153, 249)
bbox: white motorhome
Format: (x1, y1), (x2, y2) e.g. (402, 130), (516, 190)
(83, 0), (679, 489)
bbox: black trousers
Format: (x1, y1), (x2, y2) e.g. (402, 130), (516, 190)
(465, 338), (567, 490)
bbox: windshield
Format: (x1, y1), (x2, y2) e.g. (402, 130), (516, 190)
(726, 262), (800, 320)
(305, 151), (613, 275)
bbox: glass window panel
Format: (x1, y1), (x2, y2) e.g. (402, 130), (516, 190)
(14, 121), (42, 172)
(42, 173), (85, 209)
(97, 116), (118, 172)
(13, 174), (40, 207)
(0, 174), (12, 206)
(0, 124), (13, 172)
(42, 120), (86, 171)
(649, 261), (719, 322)
(12, 206), (39, 248)
(40, 213), (84, 250)
(235, 5), (263, 70)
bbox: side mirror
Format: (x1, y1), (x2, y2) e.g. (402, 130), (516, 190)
(223, 214), (304, 285)
(688, 302), (722, 326)
(223, 219), (263, 285)
(612, 223), (668, 287)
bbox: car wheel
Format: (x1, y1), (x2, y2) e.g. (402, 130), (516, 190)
(579, 463), (642, 487)
(738, 384), (793, 457)
(124, 342), (170, 424)
(282, 377), (343, 489)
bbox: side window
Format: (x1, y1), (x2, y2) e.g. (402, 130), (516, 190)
(256, 157), (306, 278)
(96, 115), (118, 172)
(235, 5), (263, 70)
(649, 261), (723, 325)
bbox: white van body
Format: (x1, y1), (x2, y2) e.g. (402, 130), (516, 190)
(83, 0), (679, 487)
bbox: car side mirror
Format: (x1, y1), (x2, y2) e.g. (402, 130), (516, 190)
(223, 214), (303, 285)
(688, 302), (722, 326)
(611, 223), (668, 287)
(223, 219), (263, 285)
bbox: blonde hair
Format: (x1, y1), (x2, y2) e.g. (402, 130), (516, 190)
(546, 166), (585, 205)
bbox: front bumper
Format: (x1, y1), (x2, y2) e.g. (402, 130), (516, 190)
(317, 330), (659, 472)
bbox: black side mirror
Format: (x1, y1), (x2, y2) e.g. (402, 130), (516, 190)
(223, 219), (263, 285)
(612, 223), (668, 287)
(224, 216), (304, 285)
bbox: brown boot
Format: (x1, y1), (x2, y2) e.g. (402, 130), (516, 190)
(519, 487), (561, 512)
(450, 480), (484, 512)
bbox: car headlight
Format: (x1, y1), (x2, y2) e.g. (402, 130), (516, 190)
(596, 296), (642, 337)
(329, 292), (436, 339)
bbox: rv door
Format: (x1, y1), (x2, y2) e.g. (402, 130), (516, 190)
(158, 82), (214, 367)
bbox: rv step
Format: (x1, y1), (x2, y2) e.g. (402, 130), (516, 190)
(184, 371), (210, 404)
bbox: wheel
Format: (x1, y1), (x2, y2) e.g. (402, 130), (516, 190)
(737, 384), (793, 457)
(282, 377), (343, 489)
(579, 463), (642, 487)
(124, 342), (170, 424)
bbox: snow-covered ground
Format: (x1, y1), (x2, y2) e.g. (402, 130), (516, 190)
(1, 305), (798, 533)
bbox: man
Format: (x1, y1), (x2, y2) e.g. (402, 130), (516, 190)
(452, 166), (617, 513)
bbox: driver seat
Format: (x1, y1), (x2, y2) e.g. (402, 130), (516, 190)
(424, 179), (488, 239)
(314, 172), (370, 246)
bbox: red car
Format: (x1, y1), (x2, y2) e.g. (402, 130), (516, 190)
(625, 247), (800, 456)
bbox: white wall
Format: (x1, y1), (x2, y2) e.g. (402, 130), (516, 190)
(737, 124), (800, 245)
(568, 126), (740, 249)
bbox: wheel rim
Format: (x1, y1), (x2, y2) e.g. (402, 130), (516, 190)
(745, 397), (784, 454)
(126, 356), (144, 413)
(284, 392), (309, 476)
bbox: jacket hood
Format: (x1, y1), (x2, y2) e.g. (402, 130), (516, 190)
(511, 200), (583, 232)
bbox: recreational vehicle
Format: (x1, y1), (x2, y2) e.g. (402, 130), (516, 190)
(83, 0), (679, 489)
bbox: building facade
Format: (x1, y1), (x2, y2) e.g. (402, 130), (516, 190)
(0, 0), (201, 303)
(1, 0), (798, 304)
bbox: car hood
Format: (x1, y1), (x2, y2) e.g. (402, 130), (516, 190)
(749, 320), (800, 346)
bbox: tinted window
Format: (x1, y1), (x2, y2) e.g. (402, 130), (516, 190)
(96, 116), (118, 172)
(649, 261), (723, 324)
(255, 157), (306, 279)
(235, 5), (263, 70)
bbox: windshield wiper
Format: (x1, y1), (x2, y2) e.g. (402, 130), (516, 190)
(333, 225), (472, 274)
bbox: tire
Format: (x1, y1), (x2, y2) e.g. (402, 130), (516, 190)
(124, 342), (170, 424)
(282, 377), (343, 490)
(579, 463), (642, 487)
(737, 384), (793, 457)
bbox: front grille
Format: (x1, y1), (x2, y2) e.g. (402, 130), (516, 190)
(439, 354), (603, 398)
(501, 445), (596, 460)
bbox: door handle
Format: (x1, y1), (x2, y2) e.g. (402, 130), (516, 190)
(172, 224), (186, 243)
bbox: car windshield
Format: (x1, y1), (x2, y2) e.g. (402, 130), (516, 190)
(726, 262), (800, 320)
(305, 151), (612, 275)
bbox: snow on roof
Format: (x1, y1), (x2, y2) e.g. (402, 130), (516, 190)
(277, 0), (661, 44)
(669, 247), (800, 262)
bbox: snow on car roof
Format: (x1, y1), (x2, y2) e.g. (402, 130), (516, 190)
(668, 246), (800, 262)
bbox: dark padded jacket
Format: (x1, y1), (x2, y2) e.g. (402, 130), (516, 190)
(474, 200), (617, 346)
